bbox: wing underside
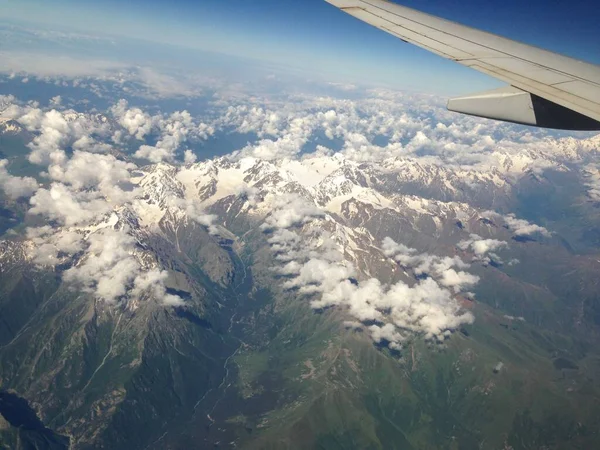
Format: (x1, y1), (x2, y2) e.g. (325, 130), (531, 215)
(326, 0), (600, 130)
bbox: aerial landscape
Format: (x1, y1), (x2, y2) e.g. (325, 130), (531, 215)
(1, 0), (600, 448)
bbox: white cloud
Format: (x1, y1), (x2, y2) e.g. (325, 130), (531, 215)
(3, 82), (597, 343)
(369, 323), (404, 350)
(111, 100), (155, 140)
(0, 52), (129, 79)
(583, 164), (600, 202)
(110, 102), (214, 163)
(63, 228), (140, 303)
(54, 227), (183, 305)
(504, 214), (551, 237)
(131, 269), (184, 306)
(262, 197), (476, 349)
(135, 144), (175, 163)
(29, 183), (113, 226)
(48, 151), (137, 200)
(167, 196), (218, 234)
(482, 211), (551, 238)
(27, 151), (139, 227)
(0, 159), (39, 199)
(457, 234), (509, 264)
(383, 237), (479, 293)
(183, 150), (197, 165)
(262, 195), (325, 230)
(4, 105), (114, 165)
(27, 226), (84, 265)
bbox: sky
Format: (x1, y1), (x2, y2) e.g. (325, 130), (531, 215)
(1, 0), (599, 95)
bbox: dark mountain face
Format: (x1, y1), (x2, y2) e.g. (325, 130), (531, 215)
(0, 390), (70, 450)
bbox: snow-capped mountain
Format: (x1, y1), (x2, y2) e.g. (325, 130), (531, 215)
(0, 118), (23, 134)
(2, 89), (600, 450)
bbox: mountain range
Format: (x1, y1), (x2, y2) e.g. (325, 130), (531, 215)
(2, 119), (600, 449)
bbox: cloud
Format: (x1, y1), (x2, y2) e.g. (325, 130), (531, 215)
(111, 101), (214, 163)
(382, 237), (479, 293)
(0, 159), (39, 199)
(62, 228), (140, 302)
(482, 211), (551, 238)
(504, 214), (551, 237)
(26, 150), (140, 227)
(583, 164), (600, 202)
(183, 150), (197, 165)
(49, 226), (184, 305)
(262, 197), (475, 349)
(29, 183), (115, 226)
(49, 96), (62, 107)
(48, 151), (137, 200)
(0, 52), (129, 79)
(130, 269), (184, 306)
(4, 80), (597, 345)
(262, 195), (325, 230)
(457, 234), (509, 264)
(111, 100), (155, 140)
(25, 109), (70, 165)
(135, 144), (176, 163)
(369, 323), (404, 350)
(4, 105), (114, 165)
(167, 196), (218, 234)
(27, 226), (85, 265)
(29, 152), (139, 227)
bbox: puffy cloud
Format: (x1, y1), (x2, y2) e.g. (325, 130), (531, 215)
(110, 100), (154, 140)
(4, 105), (114, 165)
(457, 234), (509, 264)
(482, 211), (551, 238)
(343, 320), (363, 330)
(0, 159), (39, 199)
(57, 227), (182, 305)
(27, 226), (84, 265)
(29, 183), (114, 226)
(584, 164), (600, 201)
(130, 269), (184, 306)
(62, 228), (139, 302)
(503, 315), (526, 322)
(20, 147), (186, 306)
(504, 214), (551, 237)
(369, 323), (404, 350)
(262, 195), (325, 230)
(135, 144), (175, 163)
(283, 258), (356, 296)
(48, 151), (137, 201)
(5, 82), (596, 344)
(167, 196), (218, 234)
(133, 111), (212, 163)
(263, 197), (476, 349)
(236, 134), (308, 161)
(109, 101), (213, 163)
(28, 151), (139, 227)
(26, 109), (70, 165)
(183, 150), (197, 165)
(212, 85), (600, 189)
(383, 237), (478, 293)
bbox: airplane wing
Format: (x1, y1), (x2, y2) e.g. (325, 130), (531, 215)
(325, 0), (600, 131)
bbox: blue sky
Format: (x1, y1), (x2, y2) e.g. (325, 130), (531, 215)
(2, 0), (599, 95)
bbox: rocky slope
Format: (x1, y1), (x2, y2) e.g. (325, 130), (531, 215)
(1, 140), (600, 449)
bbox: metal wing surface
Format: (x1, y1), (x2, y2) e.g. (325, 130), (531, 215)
(326, 0), (600, 130)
